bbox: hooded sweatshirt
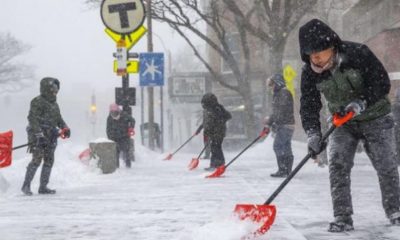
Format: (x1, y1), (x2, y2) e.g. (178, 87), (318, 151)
(299, 19), (391, 133)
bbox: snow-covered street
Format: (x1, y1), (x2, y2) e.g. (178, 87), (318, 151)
(1, 139), (400, 240)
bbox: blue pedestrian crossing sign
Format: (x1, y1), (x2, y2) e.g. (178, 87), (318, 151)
(139, 53), (164, 86)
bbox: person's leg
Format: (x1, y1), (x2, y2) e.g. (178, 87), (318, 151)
(361, 115), (400, 222)
(271, 127), (294, 177)
(39, 148), (56, 194)
(328, 126), (358, 232)
(121, 139), (132, 168)
(115, 142), (121, 168)
(209, 136), (224, 168)
(21, 149), (43, 195)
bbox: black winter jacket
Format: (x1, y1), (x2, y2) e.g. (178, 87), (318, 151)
(299, 19), (391, 133)
(106, 112), (135, 142)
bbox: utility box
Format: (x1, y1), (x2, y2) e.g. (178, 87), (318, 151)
(89, 140), (117, 174)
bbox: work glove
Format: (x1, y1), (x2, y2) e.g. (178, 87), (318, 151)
(128, 127), (135, 137)
(345, 99), (366, 116)
(60, 127), (71, 139)
(307, 130), (324, 156)
(35, 132), (47, 148)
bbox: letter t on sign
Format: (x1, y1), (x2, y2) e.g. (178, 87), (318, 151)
(108, 3), (136, 29)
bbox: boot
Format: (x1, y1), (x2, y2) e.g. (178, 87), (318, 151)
(38, 186), (56, 194)
(270, 170), (287, 178)
(204, 167), (215, 171)
(21, 182), (33, 196)
(285, 155), (294, 175)
(390, 212), (400, 225)
(39, 165), (56, 194)
(328, 215), (354, 232)
(21, 162), (39, 196)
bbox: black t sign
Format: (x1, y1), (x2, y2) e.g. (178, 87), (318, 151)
(108, 3), (136, 29)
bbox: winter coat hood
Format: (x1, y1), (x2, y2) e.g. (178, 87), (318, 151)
(40, 77), (60, 102)
(299, 19), (342, 63)
(201, 93), (218, 109)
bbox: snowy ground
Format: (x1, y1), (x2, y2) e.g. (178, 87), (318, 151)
(1, 138), (400, 240)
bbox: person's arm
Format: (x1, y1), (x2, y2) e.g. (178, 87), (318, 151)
(27, 99), (43, 134)
(357, 44), (390, 107)
(300, 68), (322, 134)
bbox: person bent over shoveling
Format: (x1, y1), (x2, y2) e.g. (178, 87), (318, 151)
(22, 77), (71, 196)
(197, 93), (231, 171)
(299, 19), (400, 232)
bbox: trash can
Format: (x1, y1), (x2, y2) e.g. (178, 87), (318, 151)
(89, 140), (117, 174)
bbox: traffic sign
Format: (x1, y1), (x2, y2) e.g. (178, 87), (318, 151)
(113, 60), (139, 73)
(105, 26), (147, 50)
(139, 53), (164, 86)
(101, 0), (146, 34)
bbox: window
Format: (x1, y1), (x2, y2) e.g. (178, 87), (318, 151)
(221, 32), (241, 73)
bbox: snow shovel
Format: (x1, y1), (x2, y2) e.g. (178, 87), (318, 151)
(164, 133), (199, 160)
(0, 131), (32, 168)
(188, 142), (210, 170)
(206, 127), (270, 178)
(234, 111), (355, 238)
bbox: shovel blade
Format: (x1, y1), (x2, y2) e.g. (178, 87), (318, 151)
(0, 131), (13, 168)
(206, 165), (225, 178)
(234, 204), (276, 236)
(188, 158), (199, 170)
(164, 153), (173, 161)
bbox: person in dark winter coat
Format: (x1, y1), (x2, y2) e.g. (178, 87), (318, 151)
(22, 77), (70, 196)
(264, 74), (295, 177)
(392, 88), (400, 164)
(195, 110), (211, 159)
(106, 103), (135, 168)
(299, 19), (400, 232)
(197, 93), (231, 170)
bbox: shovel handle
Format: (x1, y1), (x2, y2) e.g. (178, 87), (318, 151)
(12, 143), (31, 151)
(263, 111), (355, 205)
(263, 125), (336, 205)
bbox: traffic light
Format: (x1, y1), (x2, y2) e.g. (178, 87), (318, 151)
(91, 94), (97, 113)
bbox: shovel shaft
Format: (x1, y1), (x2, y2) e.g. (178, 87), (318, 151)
(264, 125), (336, 205)
(171, 134), (196, 156)
(196, 142), (210, 159)
(225, 128), (269, 169)
(12, 143), (31, 151)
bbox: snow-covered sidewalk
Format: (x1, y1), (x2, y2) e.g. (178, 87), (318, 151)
(0, 140), (399, 240)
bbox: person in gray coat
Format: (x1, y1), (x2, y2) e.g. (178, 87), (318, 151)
(264, 74), (295, 177)
(392, 88), (400, 164)
(299, 19), (400, 232)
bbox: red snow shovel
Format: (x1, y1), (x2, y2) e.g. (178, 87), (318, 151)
(234, 111), (355, 238)
(206, 127), (270, 178)
(188, 142), (210, 170)
(0, 131), (32, 168)
(164, 133), (199, 160)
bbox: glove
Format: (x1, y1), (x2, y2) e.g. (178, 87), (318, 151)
(345, 100), (366, 116)
(307, 131), (323, 155)
(262, 116), (271, 127)
(128, 127), (135, 137)
(35, 132), (47, 148)
(60, 128), (71, 139)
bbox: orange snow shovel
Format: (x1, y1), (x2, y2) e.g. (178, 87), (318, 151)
(0, 131), (32, 168)
(188, 142), (210, 170)
(234, 111), (355, 238)
(206, 127), (270, 178)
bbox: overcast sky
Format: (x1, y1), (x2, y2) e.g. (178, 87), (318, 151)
(0, 0), (192, 149)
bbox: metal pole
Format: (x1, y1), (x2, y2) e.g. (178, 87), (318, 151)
(147, 0), (155, 150)
(160, 86), (164, 151)
(141, 87), (144, 145)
